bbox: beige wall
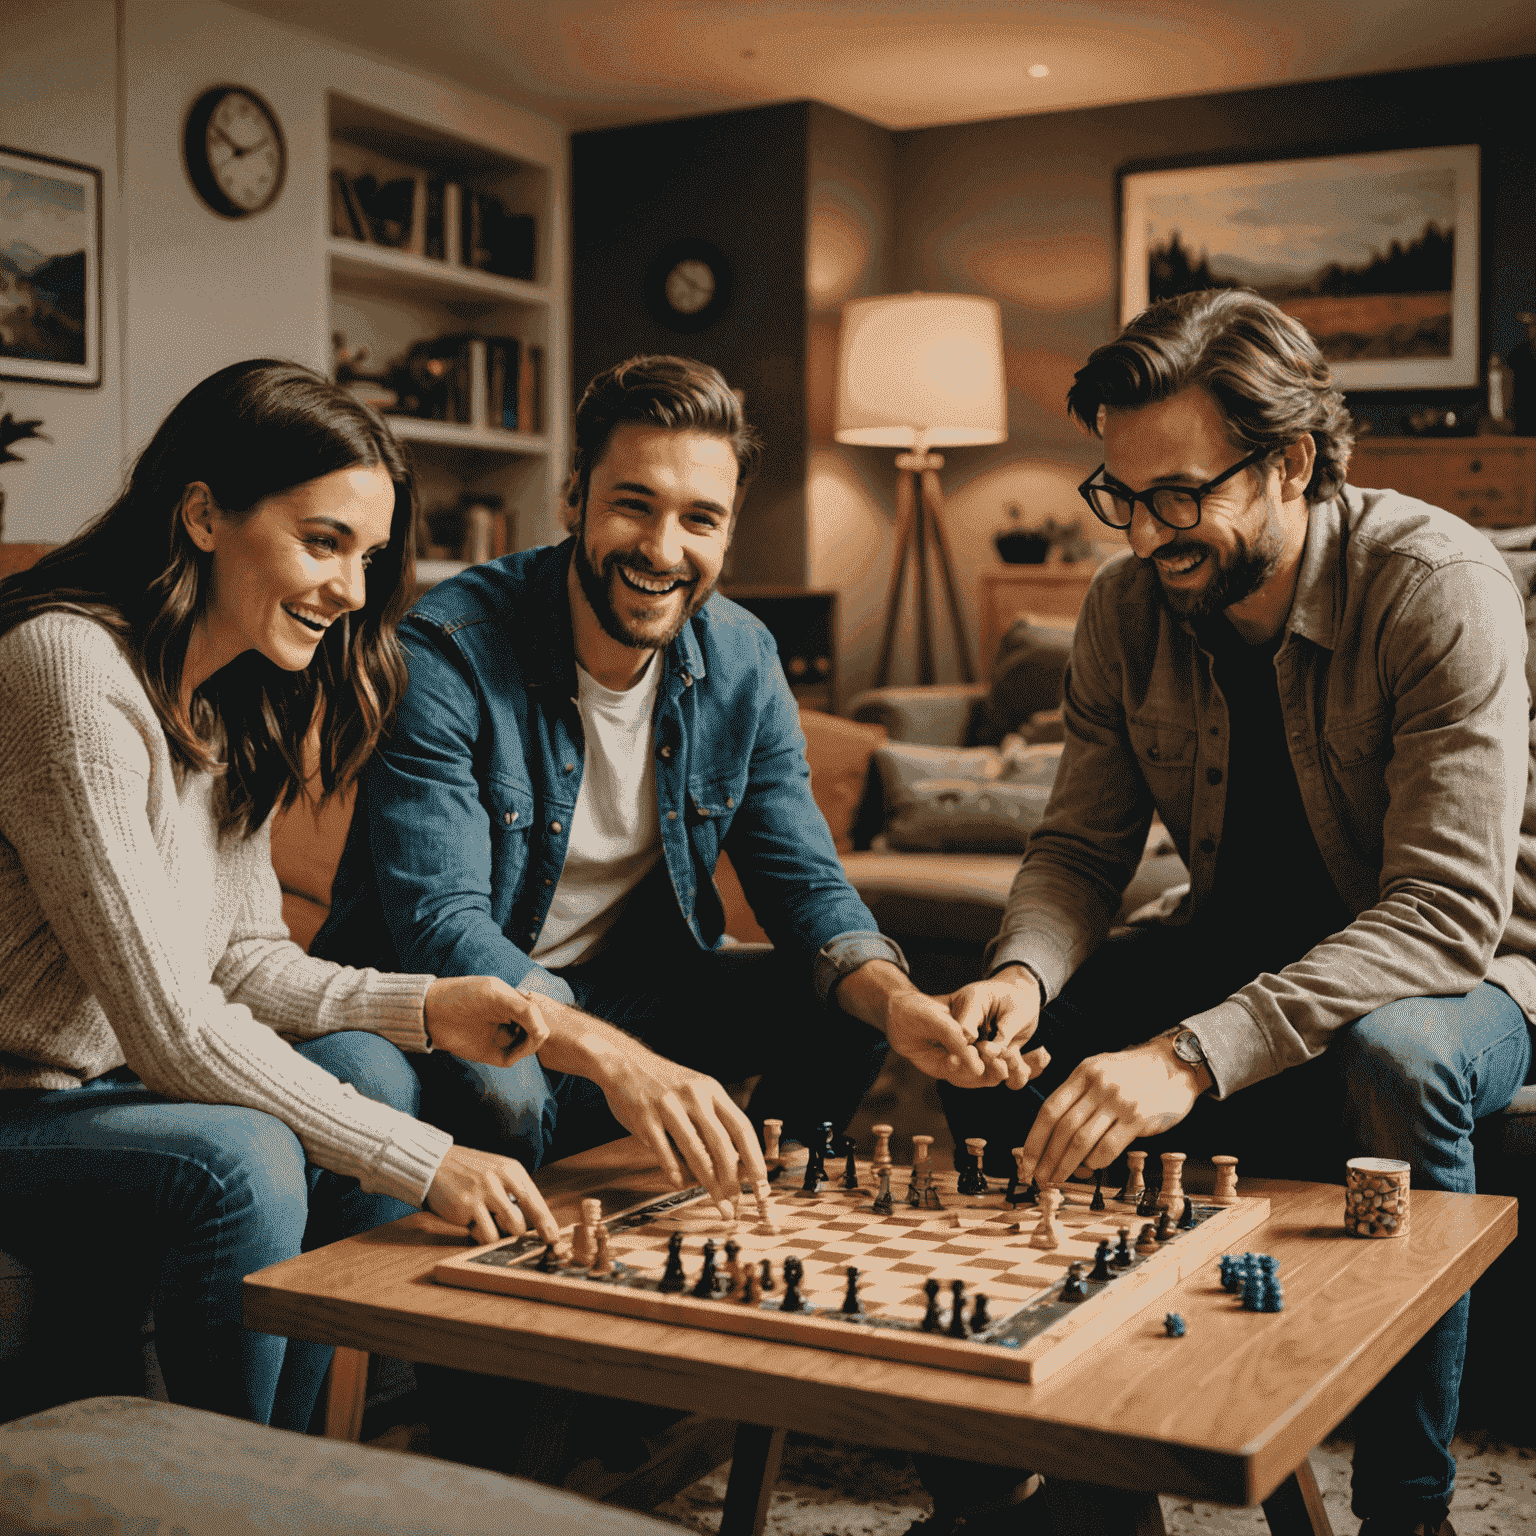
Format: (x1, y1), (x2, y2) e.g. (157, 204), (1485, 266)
(0, 0), (123, 541)
(4, 0), (569, 547)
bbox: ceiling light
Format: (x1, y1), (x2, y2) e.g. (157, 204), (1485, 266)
(1028, 63), (1050, 78)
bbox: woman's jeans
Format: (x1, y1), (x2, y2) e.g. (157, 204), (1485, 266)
(0, 1031), (418, 1429)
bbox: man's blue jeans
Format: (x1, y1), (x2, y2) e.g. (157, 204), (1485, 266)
(937, 924), (1531, 1523)
(412, 932), (889, 1174)
(0, 1032), (418, 1429)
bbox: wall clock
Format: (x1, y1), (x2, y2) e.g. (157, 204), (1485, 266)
(645, 239), (732, 334)
(184, 85), (286, 219)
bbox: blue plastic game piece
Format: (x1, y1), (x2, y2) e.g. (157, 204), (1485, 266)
(1164, 1312), (1186, 1337)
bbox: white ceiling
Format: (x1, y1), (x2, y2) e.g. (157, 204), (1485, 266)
(231, 0), (1536, 132)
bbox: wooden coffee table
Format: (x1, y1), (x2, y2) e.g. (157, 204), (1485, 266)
(243, 1140), (1515, 1536)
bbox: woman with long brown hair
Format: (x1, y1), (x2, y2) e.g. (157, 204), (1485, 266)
(0, 359), (557, 1428)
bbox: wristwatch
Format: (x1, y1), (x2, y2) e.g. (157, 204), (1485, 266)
(1163, 1027), (1207, 1070)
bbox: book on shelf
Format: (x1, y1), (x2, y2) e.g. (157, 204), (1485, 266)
(350, 174), (416, 248)
(329, 169), (369, 242)
(518, 343), (544, 435)
(462, 190), (536, 281)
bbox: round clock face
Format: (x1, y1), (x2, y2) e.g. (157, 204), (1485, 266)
(665, 258), (717, 316)
(645, 240), (732, 334)
(185, 86), (286, 218)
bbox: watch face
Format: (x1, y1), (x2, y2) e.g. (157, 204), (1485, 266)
(186, 86), (286, 218)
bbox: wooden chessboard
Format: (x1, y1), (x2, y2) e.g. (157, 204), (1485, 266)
(434, 1162), (1269, 1384)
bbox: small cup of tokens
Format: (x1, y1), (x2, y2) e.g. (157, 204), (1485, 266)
(1344, 1157), (1410, 1238)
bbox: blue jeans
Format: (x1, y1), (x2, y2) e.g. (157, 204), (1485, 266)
(413, 930), (889, 1173)
(0, 1032), (418, 1429)
(938, 924), (1531, 1522)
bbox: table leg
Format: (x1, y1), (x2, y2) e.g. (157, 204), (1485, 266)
(321, 1346), (369, 1441)
(719, 1422), (787, 1536)
(1261, 1457), (1333, 1536)
(1043, 1478), (1167, 1536)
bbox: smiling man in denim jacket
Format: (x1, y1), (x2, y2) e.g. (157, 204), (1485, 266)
(912, 290), (1536, 1536)
(316, 356), (976, 1217)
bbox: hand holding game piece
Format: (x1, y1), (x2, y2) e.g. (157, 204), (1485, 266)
(878, 986), (1005, 1086)
(938, 967), (1052, 1089)
(423, 976), (548, 1068)
(425, 1144), (560, 1247)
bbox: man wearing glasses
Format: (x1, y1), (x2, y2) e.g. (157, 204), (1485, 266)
(906, 288), (1536, 1536)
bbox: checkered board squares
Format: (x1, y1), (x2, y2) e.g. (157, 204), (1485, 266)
(434, 1165), (1269, 1384)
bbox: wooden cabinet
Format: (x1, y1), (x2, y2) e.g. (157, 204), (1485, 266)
(326, 94), (566, 555)
(976, 562), (1100, 671)
(720, 587), (838, 712)
(1348, 438), (1536, 529)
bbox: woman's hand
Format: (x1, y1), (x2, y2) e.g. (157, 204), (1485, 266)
(424, 976), (548, 1067)
(425, 1145), (561, 1246)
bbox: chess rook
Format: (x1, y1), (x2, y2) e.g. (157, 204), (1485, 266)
(872, 1124), (894, 1171)
(1210, 1155), (1240, 1207)
(1158, 1153), (1187, 1214)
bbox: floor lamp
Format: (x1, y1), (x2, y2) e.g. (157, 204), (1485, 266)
(833, 293), (1007, 688)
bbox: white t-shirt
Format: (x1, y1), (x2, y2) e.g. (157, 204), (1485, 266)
(530, 655), (665, 970)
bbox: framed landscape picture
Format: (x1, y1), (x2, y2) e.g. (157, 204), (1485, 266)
(0, 146), (103, 388)
(1120, 144), (1480, 390)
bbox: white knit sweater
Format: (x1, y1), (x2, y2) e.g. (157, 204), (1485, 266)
(0, 612), (452, 1207)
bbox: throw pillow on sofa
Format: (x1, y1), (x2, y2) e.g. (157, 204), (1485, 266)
(873, 738), (1062, 853)
(972, 615), (1075, 745)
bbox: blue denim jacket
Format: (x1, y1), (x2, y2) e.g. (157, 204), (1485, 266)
(314, 540), (903, 1006)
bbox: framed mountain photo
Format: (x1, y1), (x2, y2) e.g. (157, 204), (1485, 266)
(1120, 144), (1479, 390)
(0, 146), (103, 388)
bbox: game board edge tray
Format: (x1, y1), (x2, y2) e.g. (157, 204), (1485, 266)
(432, 1183), (1272, 1384)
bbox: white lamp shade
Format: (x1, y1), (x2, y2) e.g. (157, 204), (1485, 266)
(833, 292), (1007, 448)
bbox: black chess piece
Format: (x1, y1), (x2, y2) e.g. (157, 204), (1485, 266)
(1022, 1179), (1040, 1207)
(1178, 1195), (1196, 1230)
(921, 1278), (943, 1333)
(841, 1266), (864, 1315)
(947, 1280), (968, 1339)
(691, 1238), (719, 1298)
(759, 1258), (775, 1293)
(1090, 1240), (1113, 1282)
(780, 1255), (806, 1312)
(906, 1167), (923, 1208)
(840, 1137), (860, 1191)
(1004, 1166), (1022, 1205)
(970, 1293), (991, 1333)
(1136, 1181), (1159, 1219)
(802, 1122), (832, 1194)
(1061, 1263), (1088, 1302)
(872, 1167), (894, 1216)
(1090, 1170), (1106, 1212)
(1113, 1227), (1133, 1267)
(537, 1242), (560, 1273)
(658, 1232), (687, 1293)
(1155, 1210), (1173, 1243)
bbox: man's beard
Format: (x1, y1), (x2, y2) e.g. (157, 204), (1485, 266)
(572, 527), (711, 652)
(1151, 505), (1286, 621)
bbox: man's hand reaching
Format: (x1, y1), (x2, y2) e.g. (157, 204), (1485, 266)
(424, 976), (549, 1067)
(1015, 1035), (1210, 1189)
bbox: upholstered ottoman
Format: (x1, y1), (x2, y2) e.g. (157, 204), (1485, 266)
(0, 1395), (682, 1535)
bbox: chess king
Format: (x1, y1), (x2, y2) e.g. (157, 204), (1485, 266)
(907, 289), (1536, 1536)
(316, 354), (958, 1209)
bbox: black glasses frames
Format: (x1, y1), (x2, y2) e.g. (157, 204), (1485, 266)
(1077, 445), (1273, 531)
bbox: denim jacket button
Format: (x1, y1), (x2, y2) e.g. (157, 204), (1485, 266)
(503, 811), (516, 824)
(1199, 836), (1216, 854)
(544, 877), (553, 886)
(563, 762), (575, 773)
(550, 820), (562, 834)
(660, 745), (672, 759)
(725, 797), (735, 808)
(667, 810), (678, 820)
(1206, 768), (1223, 785)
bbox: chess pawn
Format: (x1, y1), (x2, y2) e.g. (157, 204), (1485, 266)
(1158, 1153), (1187, 1214)
(1210, 1155), (1240, 1207)
(872, 1123), (894, 1172)
(573, 1198), (601, 1268)
(1135, 1223), (1159, 1256)
(742, 1268), (763, 1306)
(723, 1238), (743, 1299)
(755, 1190), (779, 1234)
(1030, 1186), (1063, 1250)
(908, 1135), (934, 1207)
(1118, 1150), (1146, 1205)
(872, 1166), (894, 1216)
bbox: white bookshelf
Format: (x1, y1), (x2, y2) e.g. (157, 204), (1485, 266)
(323, 91), (567, 556)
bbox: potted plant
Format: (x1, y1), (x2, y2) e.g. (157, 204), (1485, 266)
(0, 393), (50, 543)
